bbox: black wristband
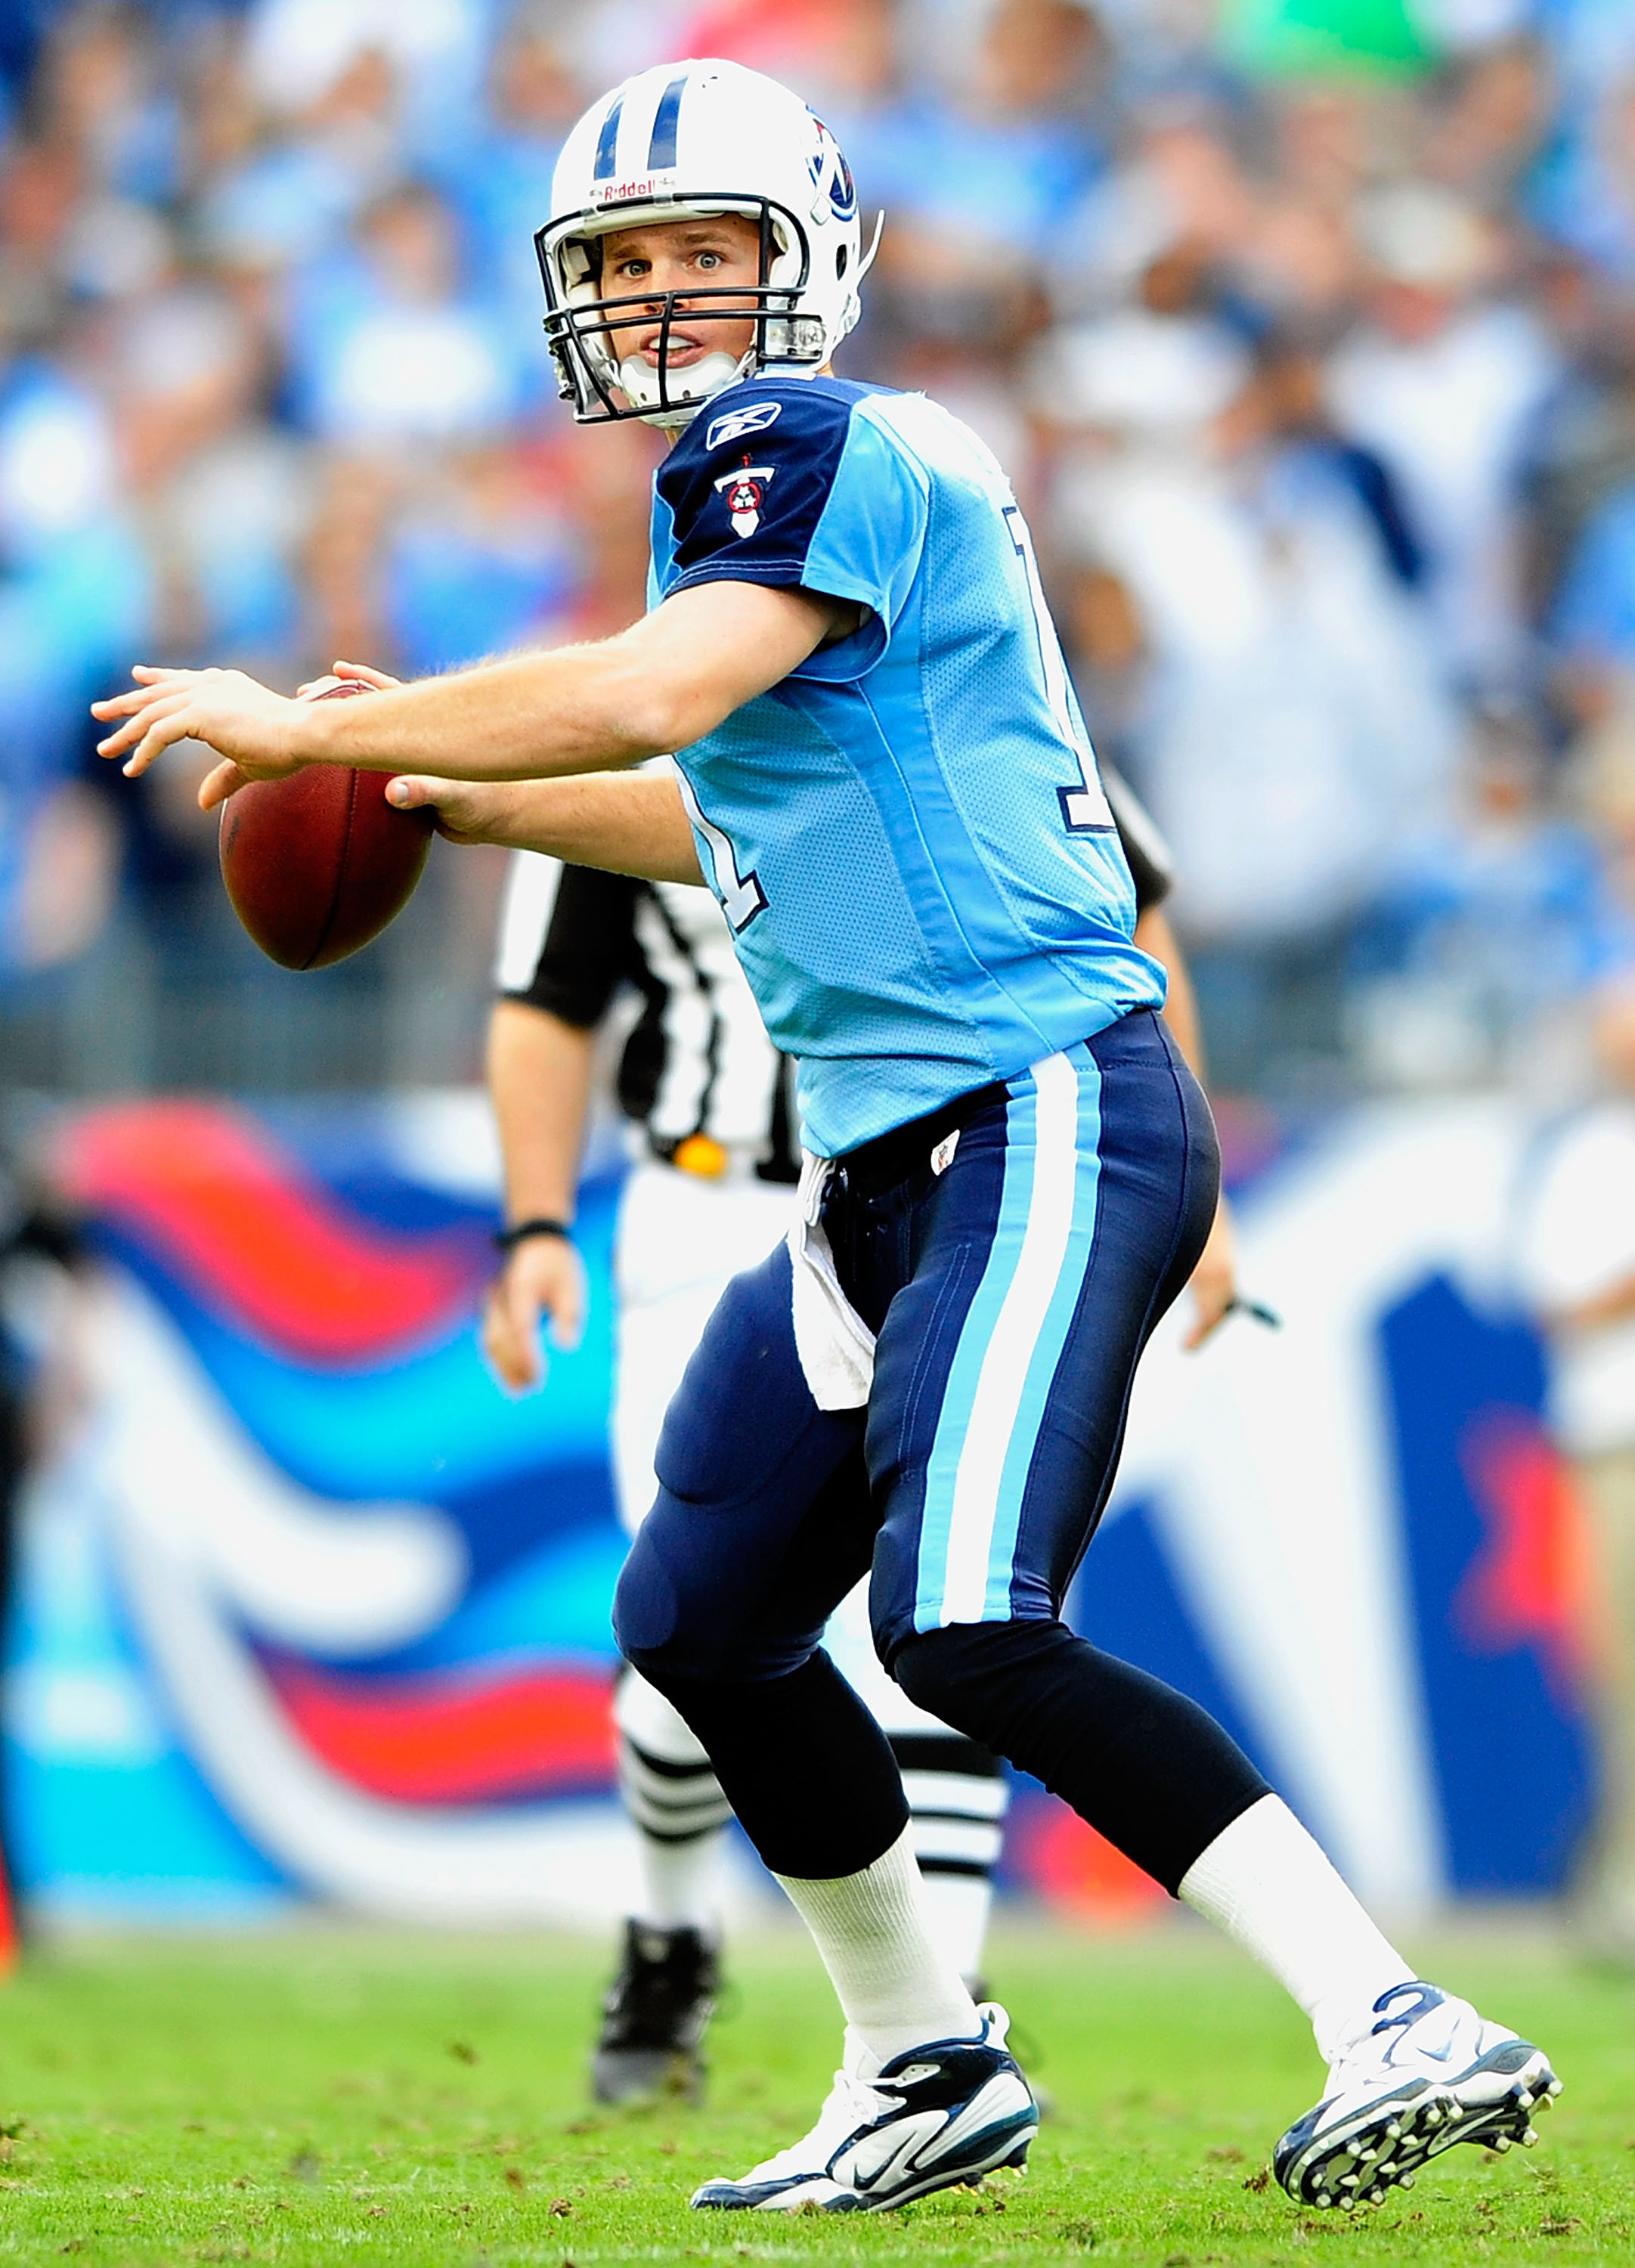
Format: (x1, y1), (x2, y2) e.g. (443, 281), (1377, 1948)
(494, 1216), (573, 1251)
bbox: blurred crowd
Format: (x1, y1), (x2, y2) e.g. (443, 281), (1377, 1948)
(8, 0), (1635, 1101)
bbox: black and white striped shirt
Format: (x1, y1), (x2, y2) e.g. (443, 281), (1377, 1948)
(495, 856), (804, 1179)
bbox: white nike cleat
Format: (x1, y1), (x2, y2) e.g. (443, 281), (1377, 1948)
(1275, 1980), (1561, 2211)
(690, 2003), (1038, 2214)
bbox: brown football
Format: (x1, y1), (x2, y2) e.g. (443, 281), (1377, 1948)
(218, 680), (434, 970)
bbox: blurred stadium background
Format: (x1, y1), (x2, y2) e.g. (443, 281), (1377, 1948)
(0, 0), (1631, 1947)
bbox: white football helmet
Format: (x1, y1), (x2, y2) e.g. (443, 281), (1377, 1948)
(537, 59), (877, 429)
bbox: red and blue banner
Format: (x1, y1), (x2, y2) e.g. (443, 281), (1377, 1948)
(5, 1093), (1596, 1923)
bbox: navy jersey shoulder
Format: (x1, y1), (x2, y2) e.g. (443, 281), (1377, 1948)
(657, 376), (893, 585)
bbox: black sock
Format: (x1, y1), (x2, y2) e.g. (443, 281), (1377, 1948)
(894, 1619), (1268, 1896)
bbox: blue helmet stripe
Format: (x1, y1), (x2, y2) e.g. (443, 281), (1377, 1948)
(646, 73), (687, 171)
(593, 93), (624, 181)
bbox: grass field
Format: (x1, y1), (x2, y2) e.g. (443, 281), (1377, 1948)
(0, 1916), (1628, 2267)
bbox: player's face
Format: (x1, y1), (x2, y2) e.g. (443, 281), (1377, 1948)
(598, 215), (763, 382)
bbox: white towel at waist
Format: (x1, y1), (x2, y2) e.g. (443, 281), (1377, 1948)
(787, 1150), (875, 1411)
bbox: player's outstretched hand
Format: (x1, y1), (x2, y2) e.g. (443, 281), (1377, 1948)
(1183, 1191), (1237, 1351)
(92, 666), (310, 801)
(482, 1235), (587, 1396)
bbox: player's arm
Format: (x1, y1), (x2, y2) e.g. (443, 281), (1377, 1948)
(482, 1002), (596, 1394)
(396, 768), (707, 884)
(1138, 904), (1206, 1071)
(483, 860), (649, 1393)
(1108, 751), (1239, 1352)
(1132, 902), (1238, 1350)
(92, 581), (841, 809)
(283, 664), (708, 881)
(481, 853), (649, 1397)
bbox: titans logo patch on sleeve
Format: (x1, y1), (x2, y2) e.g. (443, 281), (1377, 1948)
(714, 458), (776, 538)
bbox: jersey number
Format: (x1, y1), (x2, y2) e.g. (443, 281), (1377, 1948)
(1002, 505), (1114, 834)
(675, 770), (767, 933)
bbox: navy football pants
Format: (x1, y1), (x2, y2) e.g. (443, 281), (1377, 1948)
(615, 1009), (1269, 1889)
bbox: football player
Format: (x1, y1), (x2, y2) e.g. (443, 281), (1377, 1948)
(95, 57), (1559, 2217)
(483, 758), (1225, 2105)
(489, 813), (1008, 2100)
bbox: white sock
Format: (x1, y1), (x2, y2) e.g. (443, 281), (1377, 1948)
(615, 1671), (733, 1932)
(775, 1824), (982, 2067)
(636, 1823), (728, 1934)
(1178, 1795), (1415, 2065)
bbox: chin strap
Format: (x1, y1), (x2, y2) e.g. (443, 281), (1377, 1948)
(859, 209), (885, 281)
(627, 346), (756, 429)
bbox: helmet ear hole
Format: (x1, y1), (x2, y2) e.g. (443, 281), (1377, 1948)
(836, 244), (848, 277)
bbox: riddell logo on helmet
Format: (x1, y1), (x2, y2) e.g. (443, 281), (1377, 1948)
(591, 175), (674, 204)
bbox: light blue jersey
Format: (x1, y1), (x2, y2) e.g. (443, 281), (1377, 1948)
(651, 375), (1165, 1157)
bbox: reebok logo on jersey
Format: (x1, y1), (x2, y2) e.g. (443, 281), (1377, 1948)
(704, 399), (782, 452)
(714, 458), (776, 538)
